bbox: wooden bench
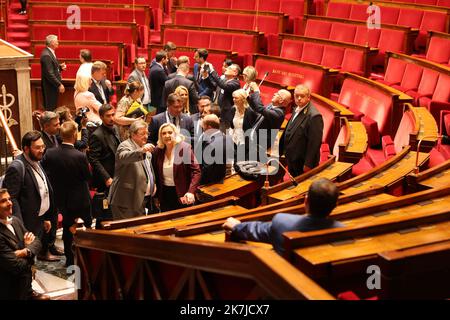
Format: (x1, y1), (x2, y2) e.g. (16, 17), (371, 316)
(406, 159), (450, 190)
(74, 228), (334, 299)
(333, 117), (368, 163)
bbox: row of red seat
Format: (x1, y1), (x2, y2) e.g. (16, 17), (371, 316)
(268, 34), (378, 76)
(161, 24), (264, 65)
(334, 73), (412, 146)
(302, 15), (417, 66)
(382, 0), (450, 7)
(373, 52), (450, 125)
(253, 54), (338, 97)
(179, 0), (307, 31)
(326, 1), (449, 49)
(31, 41), (124, 80)
(173, 8), (287, 35)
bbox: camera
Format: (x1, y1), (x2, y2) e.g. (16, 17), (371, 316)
(75, 107), (90, 128)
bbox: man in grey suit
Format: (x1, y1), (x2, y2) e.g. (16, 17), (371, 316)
(108, 120), (156, 220)
(128, 57), (152, 111)
(222, 178), (343, 256)
(279, 84), (323, 177)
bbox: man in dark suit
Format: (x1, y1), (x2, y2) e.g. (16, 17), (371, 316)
(39, 111), (61, 150)
(0, 188), (49, 300)
(2, 131), (58, 262)
(196, 114), (233, 185)
(222, 178), (344, 256)
(89, 61), (114, 105)
(247, 86), (292, 151)
(279, 84), (323, 177)
(149, 50), (169, 114)
(42, 121), (92, 267)
(88, 104), (120, 193)
(162, 63), (199, 114)
(164, 41), (178, 74)
(148, 93), (194, 145)
(204, 63), (241, 130)
(191, 96), (212, 141)
(193, 49), (215, 99)
(40, 34), (66, 111)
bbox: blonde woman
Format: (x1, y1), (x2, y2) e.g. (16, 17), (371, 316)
(174, 85), (190, 115)
(114, 81), (146, 141)
(151, 123), (201, 212)
(230, 88), (259, 163)
(74, 75), (102, 124)
(242, 66), (258, 94)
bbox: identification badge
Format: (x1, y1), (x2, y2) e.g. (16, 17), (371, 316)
(103, 198), (109, 210)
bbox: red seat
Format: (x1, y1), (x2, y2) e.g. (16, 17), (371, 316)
(377, 57), (407, 86)
(340, 49), (364, 75)
(326, 2), (351, 18)
(419, 12), (448, 49)
(329, 23), (357, 43)
(380, 7), (400, 25)
(354, 26), (380, 48)
(187, 30), (210, 48)
(280, 40), (304, 60)
(426, 35), (450, 64)
(391, 63), (423, 93)
(321, 45), (345, 69)
(397, 8), (423, 29)
(423, 74), (450, 124)
(231, 0), (256, 10)
(375, 29), (406, 65)
(259, 0), (281, 12)
(213, 34), (233, 50)
(228, 14), (254, 30)
(164, 29), (188, 46)
(183, 0), (207, 7)
(202, 12), (228, 28)
(175, 11), (202, 26)
(406, 68), (440, 106)
(300, 42), (324, 65)
(208, 0), (229, 9)
(349, 4), (368, 21)
(304, 20), (331, 39)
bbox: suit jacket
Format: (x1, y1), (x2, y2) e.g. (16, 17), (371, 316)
(191, 113), (202, 142)
(0, 216), (42, 300)
(231, 213), (344, 256)
(41, 130), (61, 150)
(128, 69), (151, 104)
(247, 92), (285, 149)
(41, 144), (92, 220)
(152, 141), (201, 202)
(205, 71), (240, 125)
(162, 74), (199, 114)
(89, 79), (114, 105)
(280, 102), (323, 177)
(88, 125), (121, 192)
(196, 130), (231, 185)
(193, 63), (215, 99)
(147, 111), (194, 146)
(40, 47), (62, 110)
(2, 155), (56, 235)
(149, 60), (168, 113)
(108, 139), (155, 216)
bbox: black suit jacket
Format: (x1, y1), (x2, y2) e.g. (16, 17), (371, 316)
(89, 79), (114, 105)
(41, 144), (92, 219)
(162, 75), (199, 114)
(149, 61), (168, 114)
(88, 125), (121, 192)
(41, 130), (61, 150)
(197, 130), (232, 185)
(147, 112), (194, 145)
(280, 102), (323, 177)
(40, 47), (62, 110)
(2, 155), (56, 235)
(247, 92), (285, 149)
(0, 216), (42, 300)
(205, 71), (240, 125)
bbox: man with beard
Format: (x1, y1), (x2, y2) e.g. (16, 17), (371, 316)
(3, 131), (58, 262)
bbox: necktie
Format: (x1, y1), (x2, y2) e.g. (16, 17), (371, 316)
(172, 117), (177, 126)
(52, 135), (58, 147)
(143, 154), (154, 196)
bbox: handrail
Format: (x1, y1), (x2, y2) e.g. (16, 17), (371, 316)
(0, 85), (19, 153)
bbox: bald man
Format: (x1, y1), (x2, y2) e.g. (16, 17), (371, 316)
(279, 85), (323, 177)
(247, 84), (292, 151)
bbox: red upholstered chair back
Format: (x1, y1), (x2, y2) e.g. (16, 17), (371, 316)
(384, 57), (408, 85)
(432, 74), (450, 102)
(280, 40), (304, 60)
(426, 36), (450, 64)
